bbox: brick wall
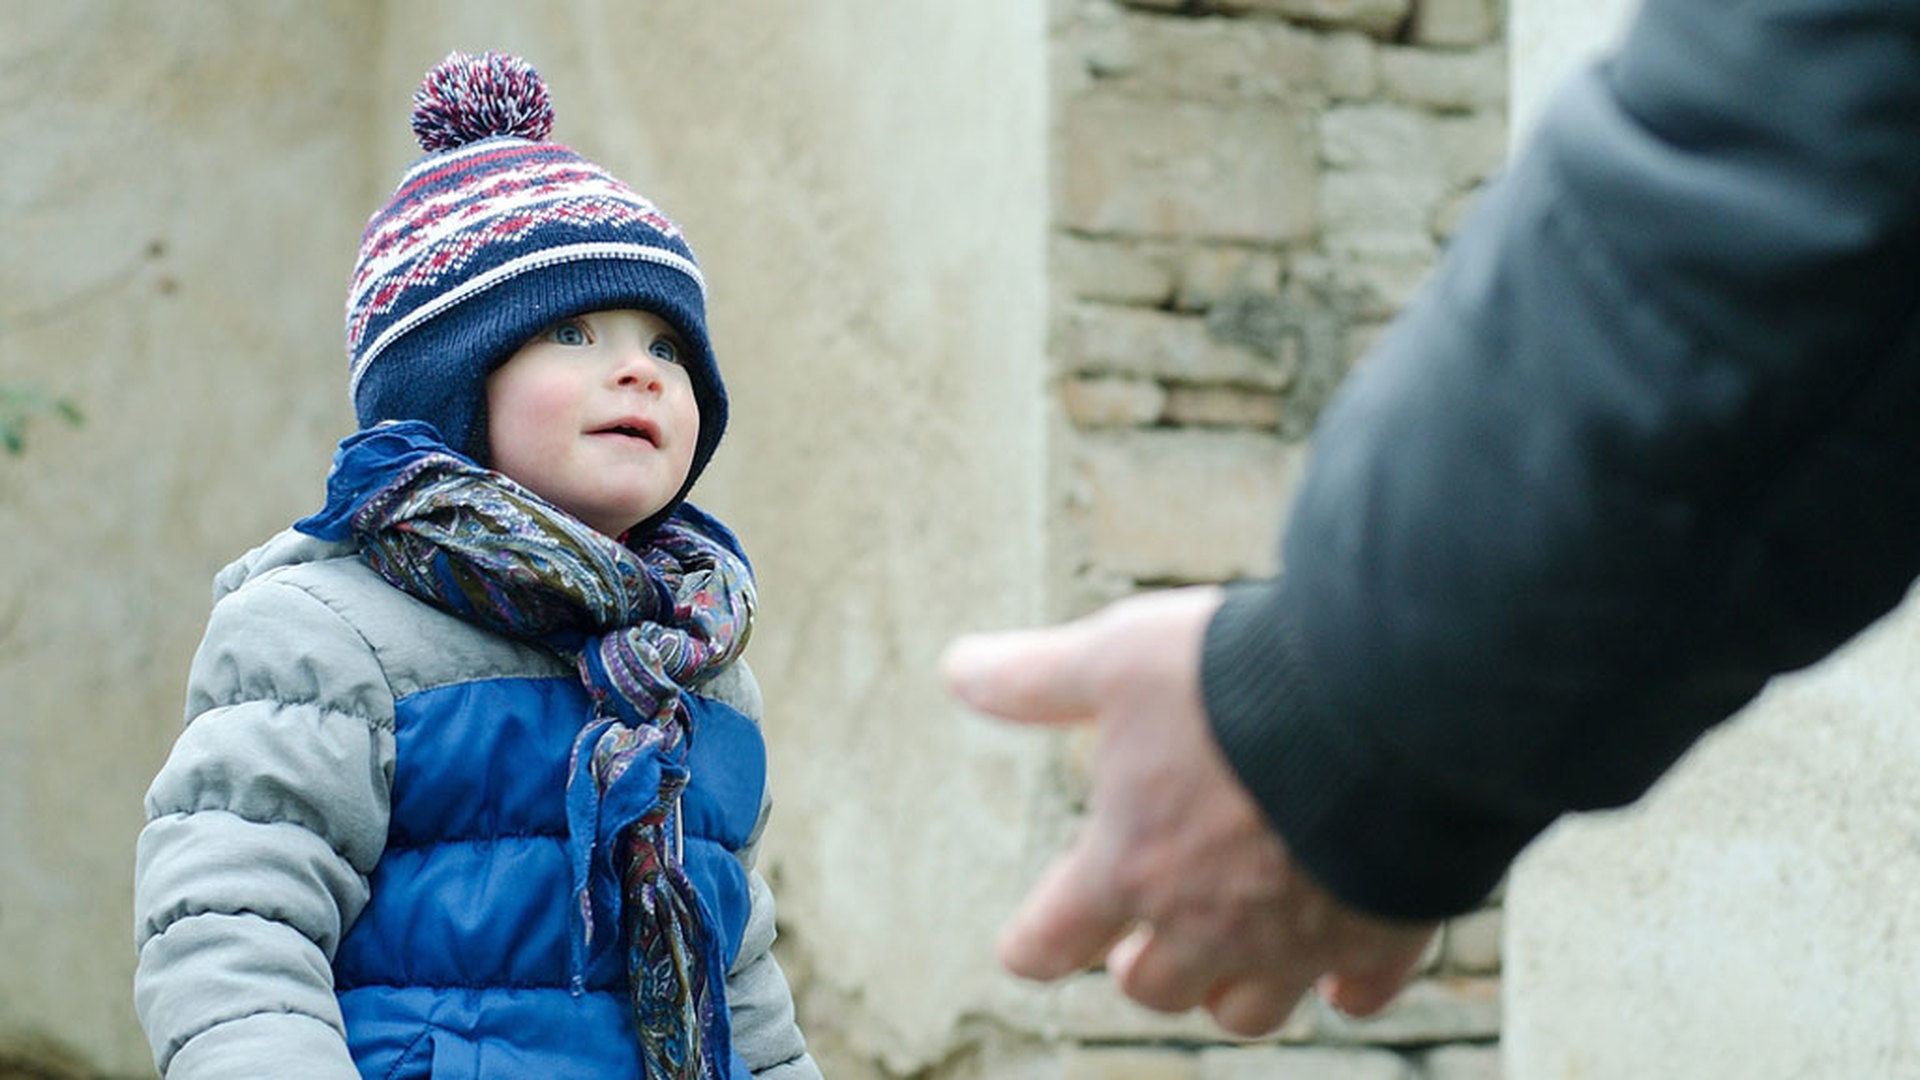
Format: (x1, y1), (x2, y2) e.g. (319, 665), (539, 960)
(1043, 0), (1509, 1074)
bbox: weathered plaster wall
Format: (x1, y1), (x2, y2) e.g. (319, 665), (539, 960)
(1504, 1), (1920, 1076)
(1, 5), (377, 1075)
(3, 4), (1049, 1077)
(1507, 599), (1920, 1078)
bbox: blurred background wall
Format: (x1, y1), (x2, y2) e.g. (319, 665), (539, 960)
(15, 2), (1909, 1079)
(3, 3), (1053, 1075)
(3, 6), (384, 1074)
(1, 4), (1502, 1076)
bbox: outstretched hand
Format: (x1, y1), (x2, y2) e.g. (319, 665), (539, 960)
(941, 587), (1436, 1035)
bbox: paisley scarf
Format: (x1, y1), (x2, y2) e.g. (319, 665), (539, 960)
(296, 420), (754, 1080)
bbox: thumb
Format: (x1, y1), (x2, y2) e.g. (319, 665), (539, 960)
(940, 622), (1099, 726)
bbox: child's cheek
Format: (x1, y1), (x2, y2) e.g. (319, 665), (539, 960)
(510, 370), (587, 432)
(489, 364), (584, 469)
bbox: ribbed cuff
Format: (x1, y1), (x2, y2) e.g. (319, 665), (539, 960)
(1201, 579), (1545, 921)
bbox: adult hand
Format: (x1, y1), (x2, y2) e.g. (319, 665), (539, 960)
(941, 587), (1436, 1035)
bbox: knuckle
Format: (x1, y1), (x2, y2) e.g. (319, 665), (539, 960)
(1210, 980), (1297, 1037)
(1117, 961), (1194, 1013)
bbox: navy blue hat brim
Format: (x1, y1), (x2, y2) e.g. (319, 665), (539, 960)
(353, 254), (727, 532)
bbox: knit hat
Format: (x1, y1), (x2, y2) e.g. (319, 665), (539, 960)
(345, 51), (726, 525)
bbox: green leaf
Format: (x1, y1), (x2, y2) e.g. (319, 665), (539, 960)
(0, 381), (84, 457)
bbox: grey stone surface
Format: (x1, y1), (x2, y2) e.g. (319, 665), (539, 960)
(1204, 289), (1352, 437)
(1420, 1044), (1504, 1080)
(1079, 10), (1329, 102)
(1061, 94), (1320, 243)
(1317, 171), (1445, 258)
(1320, 104), (1506, 188)
(1163, 385), (1285, 429)
(1026, 973), (1318, 1042)
(1322, 30), (1382, 99)
(1308, 979), (1504, 1045)
(1378, 45), (1508, 110)
(1062, 376), (1170, 427)
(1292, 248), (1439, 320)
(1053, 235), (1179, 306)
(1224, 0), (1413, 38)
(1063, 1046), (1205, 1080)
(1062, 429), (1303, 582)
(1443, 907), (1505, 975)
(1026, 972), (1499, 1049)
(1060, 302), (1297, 389)
(1202, 1045), (1413, 1080)
(1173, 248), (1287, 312)
(1410, 0), (1498, 46)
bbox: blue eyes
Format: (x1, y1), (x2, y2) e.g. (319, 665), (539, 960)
(540, 319), (683, 365)
(544, 320), (590, 346)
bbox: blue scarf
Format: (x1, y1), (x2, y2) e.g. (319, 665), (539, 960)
(297, 420), (754, 1080)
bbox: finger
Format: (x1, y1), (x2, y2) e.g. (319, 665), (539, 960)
(1319, 971), (1410, 1018)
(998, 839), (1132, 981)
(1105, 923), (1150, 978)
(1106, 924), (1218, 1014)
(1206, 977), (1308, 1037)
(940, 623), (1099, 725)
(1316, 930), (1431, 1018)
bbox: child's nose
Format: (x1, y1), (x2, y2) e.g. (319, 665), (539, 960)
(610, 345), (664, 391)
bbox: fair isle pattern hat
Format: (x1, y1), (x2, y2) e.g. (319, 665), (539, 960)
(345, 51), (727, 505)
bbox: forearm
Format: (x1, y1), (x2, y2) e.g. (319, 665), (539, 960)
(1205, 0), (1920, 920)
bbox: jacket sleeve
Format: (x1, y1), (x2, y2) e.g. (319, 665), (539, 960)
(728, 842), (822, 1080)
(134, 575), (396, 1079)
(705, 662), (822, 1080)
(1202, 0), (1920, 921)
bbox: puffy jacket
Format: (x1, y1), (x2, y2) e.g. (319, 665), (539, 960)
(1202, 0), (1920, 921)
(134, 528), (820, 1080)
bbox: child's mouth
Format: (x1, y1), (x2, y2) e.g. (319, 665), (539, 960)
(590, 421), (659, 447)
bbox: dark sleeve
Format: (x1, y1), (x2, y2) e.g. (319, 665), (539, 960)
(1202, 0), (1920, 921)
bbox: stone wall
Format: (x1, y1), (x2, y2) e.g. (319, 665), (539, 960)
(1041, 0), (1509, 1076)
(1049, 0), (1506, 613)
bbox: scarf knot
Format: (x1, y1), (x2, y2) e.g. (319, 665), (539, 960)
(297, 420), (753, 1080)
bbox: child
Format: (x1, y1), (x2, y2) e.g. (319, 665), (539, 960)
(133, 51), (819, 1080)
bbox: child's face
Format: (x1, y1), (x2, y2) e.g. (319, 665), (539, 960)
(486, 308), (700, 537)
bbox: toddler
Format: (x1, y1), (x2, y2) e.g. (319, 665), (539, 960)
(133, 51), (819, 1080)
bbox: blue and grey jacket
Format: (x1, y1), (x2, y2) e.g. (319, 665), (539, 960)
(134, 528), (819, 1080)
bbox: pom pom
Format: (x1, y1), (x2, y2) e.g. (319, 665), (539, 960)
(410, 50), (554, 153)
